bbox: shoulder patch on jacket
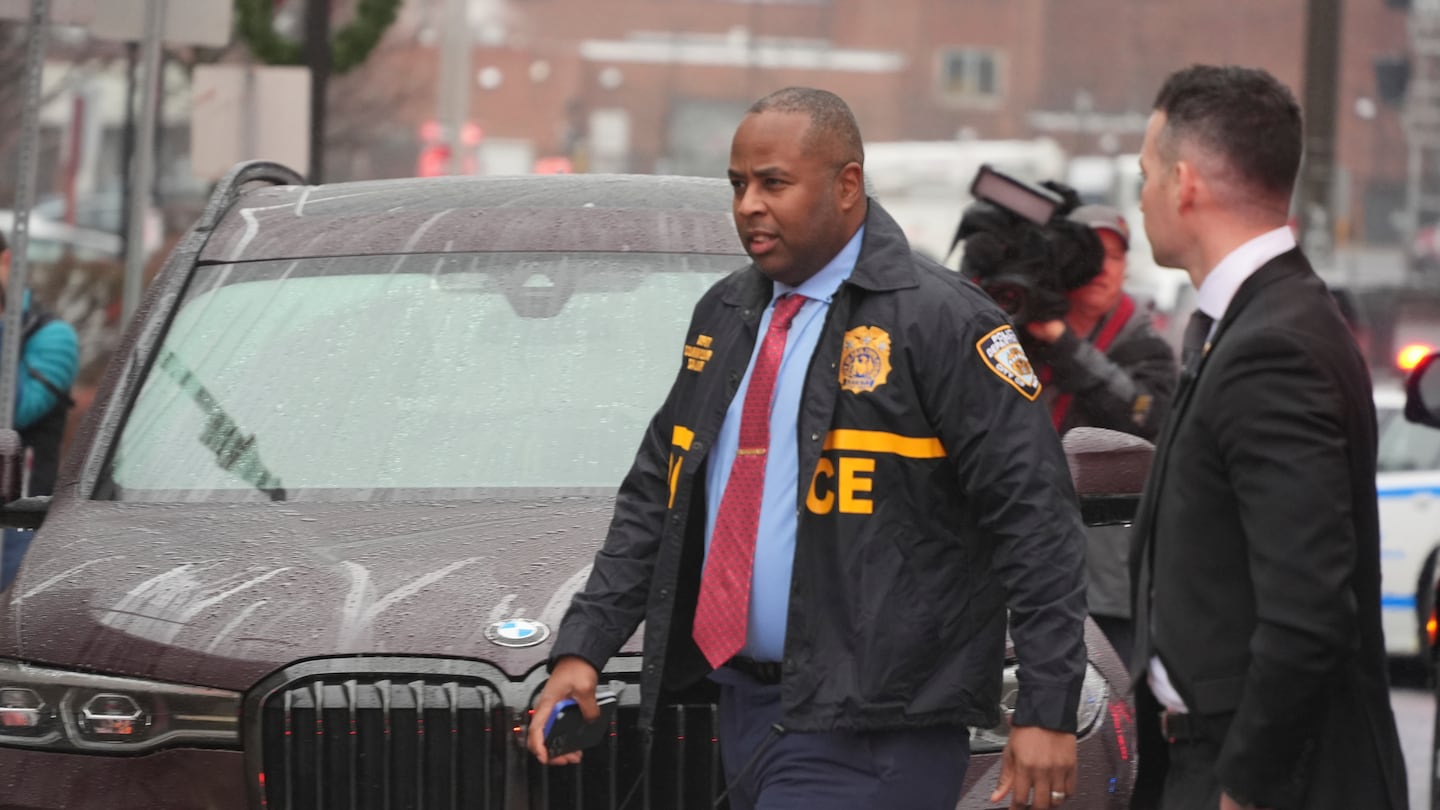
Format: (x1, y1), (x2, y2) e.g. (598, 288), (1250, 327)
(839, 326), (892, 394)
(976, 325), (1041, 401)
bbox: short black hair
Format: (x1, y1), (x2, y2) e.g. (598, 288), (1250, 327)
(747, 87), (864, 168)
(0, 229), (7, 254)
(1152, 65), (1302, 201)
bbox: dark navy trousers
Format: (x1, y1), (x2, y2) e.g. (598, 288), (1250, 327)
(712, 669), (970, 810)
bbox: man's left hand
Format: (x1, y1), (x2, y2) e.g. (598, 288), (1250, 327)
(1220, 792), (1271, 810)
(989, 725), (1076, 810)
(1025, 320), (1066, 344)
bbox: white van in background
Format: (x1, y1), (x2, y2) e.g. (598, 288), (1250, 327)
(865, 138), (1067, 264)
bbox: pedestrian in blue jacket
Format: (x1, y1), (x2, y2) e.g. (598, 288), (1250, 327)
(0, 231), (79, 590)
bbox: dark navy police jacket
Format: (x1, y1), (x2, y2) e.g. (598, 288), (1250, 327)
(552, 201), (1089, 736)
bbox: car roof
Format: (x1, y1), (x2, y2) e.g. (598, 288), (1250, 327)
(200, 173), (744, 264)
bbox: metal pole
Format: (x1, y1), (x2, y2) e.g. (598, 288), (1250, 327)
(62, 94), (83, 226)
(122, 0), (165, 325)
(305, 0), (330, 183)
(1299, 0), (1343, 265)
(118, 40), (138, 264)
(438, 0), (470, 175)
(2, 0), (52, 435)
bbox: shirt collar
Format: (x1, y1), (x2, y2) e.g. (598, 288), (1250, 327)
(774, 225), (865, 304)
(1195, 225), (1296, 320)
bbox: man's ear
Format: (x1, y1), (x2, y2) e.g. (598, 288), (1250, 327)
(1174, 159), (1199, 213)
(836, 162), (865, 212)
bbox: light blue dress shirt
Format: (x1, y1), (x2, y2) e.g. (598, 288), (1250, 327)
(704, 226), (864, 662)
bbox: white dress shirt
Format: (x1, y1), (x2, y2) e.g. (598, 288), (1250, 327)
(1148, 225), (1297, 713)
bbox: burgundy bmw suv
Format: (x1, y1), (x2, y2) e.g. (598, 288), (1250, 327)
(0, 163), (1139, 809)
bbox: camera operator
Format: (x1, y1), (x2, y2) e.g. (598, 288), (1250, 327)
(956, 189), (1178, 663)
(1019, 205), (1178, 442)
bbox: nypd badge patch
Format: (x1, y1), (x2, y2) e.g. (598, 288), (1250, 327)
(840, 326), (893, 393)
(976, 325), (1042, 401)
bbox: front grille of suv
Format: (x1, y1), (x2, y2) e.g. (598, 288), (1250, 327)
(246, 658), (726, 810)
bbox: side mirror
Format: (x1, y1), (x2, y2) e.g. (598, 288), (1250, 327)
(1406, 352), (1440, 429)
(0, 428), (48, 531)
(1063, 427), (1156, 526)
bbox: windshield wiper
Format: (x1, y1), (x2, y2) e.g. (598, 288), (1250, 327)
(157, 350), (288, 501)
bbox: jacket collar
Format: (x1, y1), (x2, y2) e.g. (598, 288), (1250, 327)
(1204, 248), (1309, 352)
(721, 199), (919, 311)
(1194, 226), (1297, 321)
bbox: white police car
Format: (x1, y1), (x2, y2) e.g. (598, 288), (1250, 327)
(1376, 383), (1440, 659)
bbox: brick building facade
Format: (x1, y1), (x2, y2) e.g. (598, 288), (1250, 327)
(332, 0), (1411, 244)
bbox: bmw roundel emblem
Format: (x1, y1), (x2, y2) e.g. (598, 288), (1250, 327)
(485, 618), (551, 648)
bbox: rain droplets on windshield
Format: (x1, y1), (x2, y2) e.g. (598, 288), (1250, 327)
(99, 251), (741, 502)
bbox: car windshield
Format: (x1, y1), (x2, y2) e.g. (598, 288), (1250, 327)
(1376, 403), (1440, 474)
(98, 251), (742, 502)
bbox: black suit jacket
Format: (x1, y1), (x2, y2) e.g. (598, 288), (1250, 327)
(1129, 249), (1407, 809)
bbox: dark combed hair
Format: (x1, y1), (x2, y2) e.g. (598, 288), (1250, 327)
(1152, 65), (1303, 201)
(748, 86), (864, 168)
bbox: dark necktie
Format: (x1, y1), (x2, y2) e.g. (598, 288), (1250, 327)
(1131, 306), (1217, 678)
(1181, 309), (1216, 374)
(693, 294), (807, 669)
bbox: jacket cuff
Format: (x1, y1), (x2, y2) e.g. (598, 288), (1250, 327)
(1012, 680), (1081, 733)
(1215, 740), (1310, 810)
(547, 623), (618, 675)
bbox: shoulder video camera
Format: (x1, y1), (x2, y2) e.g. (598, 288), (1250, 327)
(951, 165), (1104, 326)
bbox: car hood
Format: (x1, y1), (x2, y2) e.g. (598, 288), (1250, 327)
(3, 496), (632, 691)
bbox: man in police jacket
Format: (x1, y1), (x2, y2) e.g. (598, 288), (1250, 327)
(529, 87), (1088, 810)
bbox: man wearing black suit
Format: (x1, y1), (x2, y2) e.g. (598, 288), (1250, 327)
(1128, 65), (1408, 810)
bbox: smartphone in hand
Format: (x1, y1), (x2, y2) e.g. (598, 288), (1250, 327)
(544, 691), (619, 758)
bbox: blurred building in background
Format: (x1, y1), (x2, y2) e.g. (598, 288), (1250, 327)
(360, 0), (1408, 251)
(0, 0), (1414, 247)
(1, 0), (1437, 429)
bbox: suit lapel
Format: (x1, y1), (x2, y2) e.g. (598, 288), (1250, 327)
(1197, 248), (1309, 361)
(1137, 248), (1309, 508)
(1130, 250), (1312, 616)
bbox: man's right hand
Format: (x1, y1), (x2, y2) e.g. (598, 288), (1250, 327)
(527, 655), (600, 766)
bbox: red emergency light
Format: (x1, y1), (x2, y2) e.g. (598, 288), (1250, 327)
(1398, 343), (1435, 373)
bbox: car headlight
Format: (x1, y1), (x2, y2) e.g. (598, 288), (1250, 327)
(970, 662), (1109, 753)
(0, 659), (241, 753)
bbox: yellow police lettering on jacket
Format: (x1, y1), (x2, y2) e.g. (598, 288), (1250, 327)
(668, 425), (694, 507)
(806, 429), (946, 515)
(685, 335), (714, 372)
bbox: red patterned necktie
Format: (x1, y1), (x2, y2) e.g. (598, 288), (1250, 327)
(693, 293), (808, 669)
